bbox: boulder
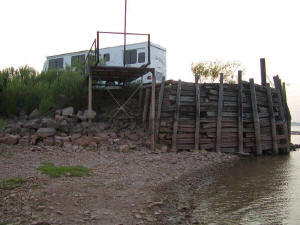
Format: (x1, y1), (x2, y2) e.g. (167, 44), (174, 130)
(127, 133), (139, 141)
(5, 134), (20, 145)
(29, 109), (40, 119)
(19, 136), (30, 146)
(72, 137), (88, 147)
(71, 134), (81, 143)
(83, 110), (97, 120)
(58, 120), (69, 133)
(43, 137), (54, 146)
(24, 119), (41, 130)
(62, 107), (74, 117)
(41, 118), (59, 129)
(36, 128), (56, 138)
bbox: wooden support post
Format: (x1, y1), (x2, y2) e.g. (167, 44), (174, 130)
(250, 78), (262, 155)
(88, 74), (92, 123)
(216, 74), (224, 152)
(138, 75), (144, 110)
(238, 71), (244, 153)
(266, 83), (278, 154)
(143, 88), (150, 129)
(151, 72), (156, 152)
(172, 80), (181, 151)
(283, 82), (292, 143)
(155, 76), (166, 142)
(274, 76), (290, 153)
(194, 83), (201, 150)
(260, 58), (267, 86)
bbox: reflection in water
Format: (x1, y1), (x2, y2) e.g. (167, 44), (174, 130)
(192, 151), (300, 225)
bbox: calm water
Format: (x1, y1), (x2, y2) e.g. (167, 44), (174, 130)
(191, 128), (300, 225)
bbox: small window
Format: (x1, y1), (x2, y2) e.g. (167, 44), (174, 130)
(48, 58), (64, 69)
(124, 49), (137, 64)
(103, 53), (110, 62)
(138, 52), (145, 63)
(71, 54), (85, 66)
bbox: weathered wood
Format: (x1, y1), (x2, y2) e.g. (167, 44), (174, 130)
(138, 75), (144, 110)
(216, 74), (224, 152)
(282, 82), (292, 143)
(273, 76), (290, 153)
(194, 83), (201, 150)
(142, 88), (150, 129)
(260, 58), (267, 86)
(249, 78), (262, 155)
(88, 75), (92, 123)
(266, 83), (278, 154)
(151, 73), (156, 151)
(238, 71), (243, 153)
(172, 80), (182, 151)
(155, 76), (166, 142)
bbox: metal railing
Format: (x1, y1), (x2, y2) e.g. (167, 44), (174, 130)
(83, 38), (98, 77)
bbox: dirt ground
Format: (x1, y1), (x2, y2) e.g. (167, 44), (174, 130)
(0, 144), (238, 225)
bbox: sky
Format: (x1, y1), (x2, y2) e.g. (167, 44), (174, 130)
(1, 0), (300, 121)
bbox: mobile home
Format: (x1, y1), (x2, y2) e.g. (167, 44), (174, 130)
(43, 42), (166, 83)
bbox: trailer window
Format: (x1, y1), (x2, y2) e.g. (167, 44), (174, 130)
(71, 54), (85, 66)
(103, 53), (110, 62)
(138, 52), (145, 63)
(48, 58), (64, 69)
(124, 49), (137, 64)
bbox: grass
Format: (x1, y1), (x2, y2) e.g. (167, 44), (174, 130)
(37, 162), (91, 178)
(0, 177), (25, 190)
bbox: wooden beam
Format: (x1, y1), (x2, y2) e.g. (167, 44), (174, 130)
(216, 74), (224, 152)
(143, 88), (150, 129)
(249, 78), (262, 155)
(172, 80), (182, 151)
(138, 75), (144, 110)
(273, 76), (290, 153)
(151, 72), (156, 151)
(282, 82), (292, 143)
(266, 83), (278, 154)
(194, 83), (201, 150)
(238, 71), (244, 153)
(88, 75), (93, 123)
(260, 58), (267, 86)
(155, 76), (166, 142)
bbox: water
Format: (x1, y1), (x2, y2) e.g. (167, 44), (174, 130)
(190, 127), (300, 225)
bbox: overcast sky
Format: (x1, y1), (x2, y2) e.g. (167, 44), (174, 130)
(1, 0), (300, 120)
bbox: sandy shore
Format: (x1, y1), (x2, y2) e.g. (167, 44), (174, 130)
(0, 144), (239, 225)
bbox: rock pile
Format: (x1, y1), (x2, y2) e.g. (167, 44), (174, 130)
(0, 107), (149, 152)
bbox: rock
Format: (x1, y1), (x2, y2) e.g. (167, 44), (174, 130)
(36, 128), (56, 138)
(119, 144), (130, 152)
(81, 122), (90, 129)
(128, 142), (137, 149)
(55, 109), (62, 115)
(71, 134), (81, 142)
(5, 134), (20, 145)
(108, 132), (117, 139)
(24, 119), (41, 129)
(19, 136), (30, 146)
(88, 141), (97, 148)
(62, 107), (74, 117)
(5, 123), (21, 134)
(83, 110), (96, 120)
(43, 137), (54, 146)
(31, 135), (39, 145)
(55, 115), (64, 121)
(29, 108), (40, 119)
(59, 120), (69, 133)
(73, 137), (88, 147)
(160, 145), (168, 152)
(41, 118), (59, 129)
(127, 133), (139, 141)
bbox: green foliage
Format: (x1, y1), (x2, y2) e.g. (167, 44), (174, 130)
(37, 162), (91, 177)
(0, 65), (86, 116)
(0, 177), (25, 190)
(0, 119), (5, 131)
(191, 60), (242, 83)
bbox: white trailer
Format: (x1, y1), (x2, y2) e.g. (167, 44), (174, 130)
(43, 42), (166, 83)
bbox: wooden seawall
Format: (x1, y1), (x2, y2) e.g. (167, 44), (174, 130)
(141, 74), (291, 155)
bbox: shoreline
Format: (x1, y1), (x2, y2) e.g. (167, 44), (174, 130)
(0, 144), (239, 225)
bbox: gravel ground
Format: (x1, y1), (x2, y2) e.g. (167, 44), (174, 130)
(0, 144), (239, 225)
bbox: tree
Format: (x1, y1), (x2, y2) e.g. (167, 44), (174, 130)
(191, 60), (242, 83)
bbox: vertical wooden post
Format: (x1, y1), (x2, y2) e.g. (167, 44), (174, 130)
(260, 58), (267, 86)
(88, 75), (92, 123)
(151, 72), (156, 151)
(282, 82), (292, 143)
(266, 83), (278, 154)
(274, 76), (290, 153)
(194, 83), (201, 150)
(250, 78), (262, 155)
(155, 76), (166, 142)
(216, 74), (224, 153)
(143, 88), (150, 129)
(172, 80), (181, 151)
(238, 71), (244, 153)
(138, 75), (144, 110)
